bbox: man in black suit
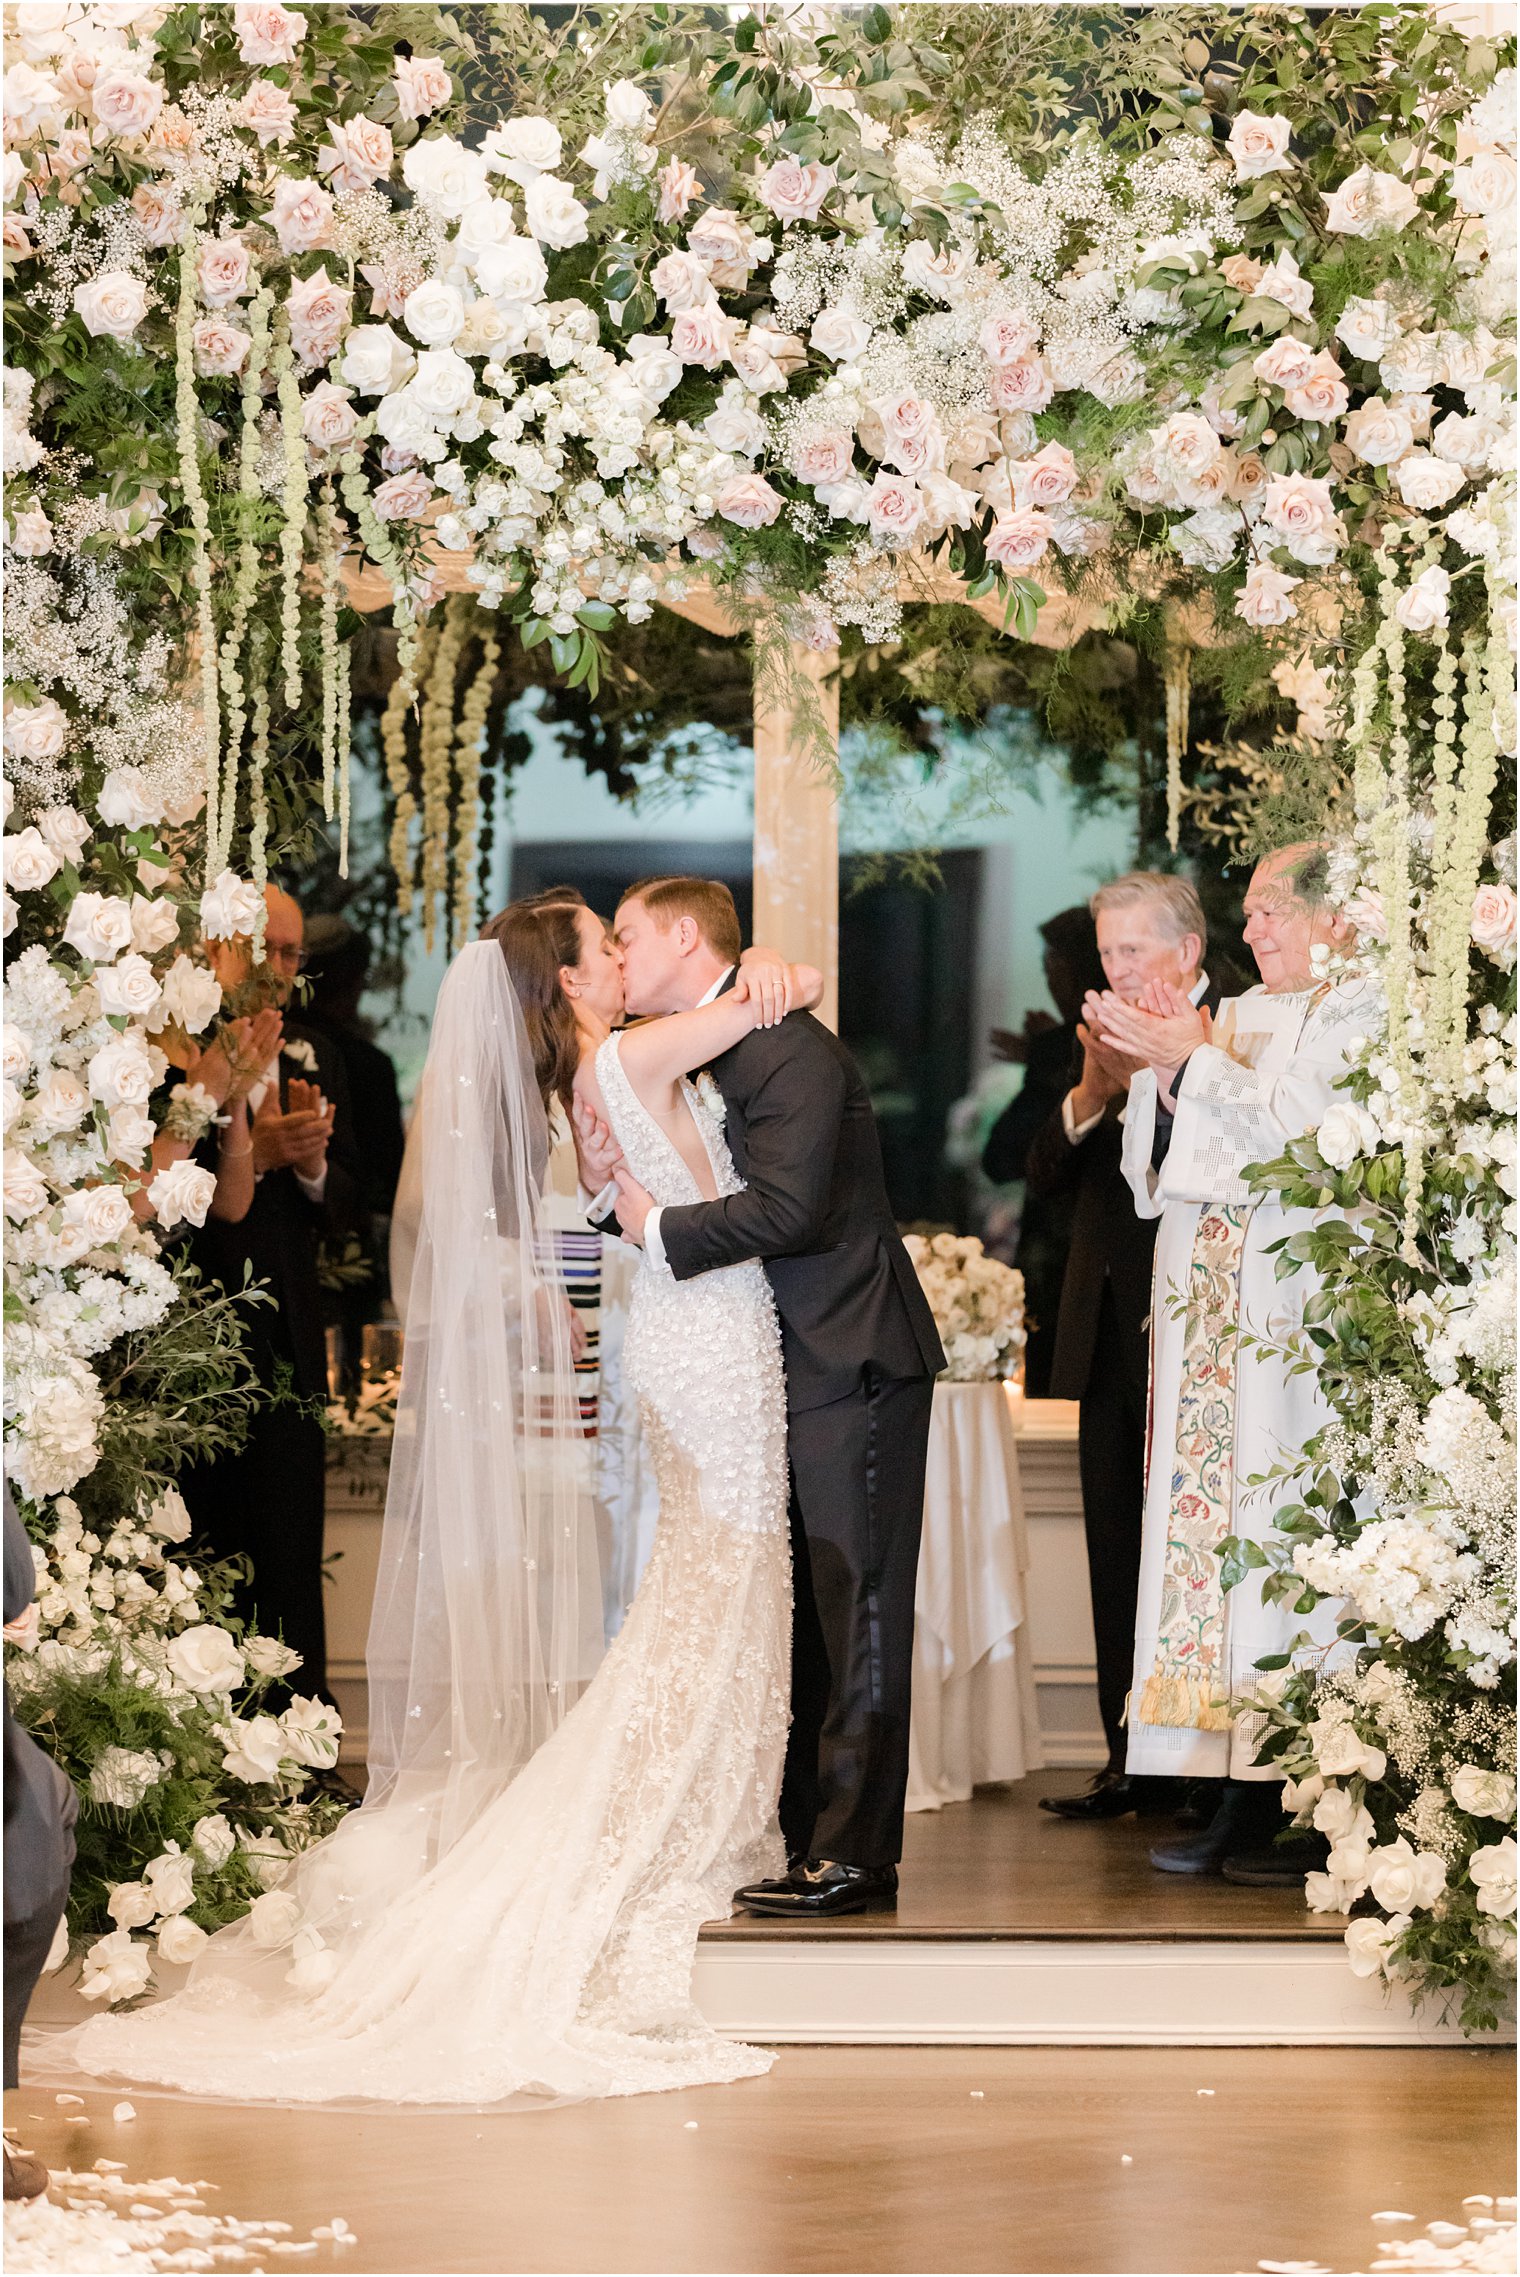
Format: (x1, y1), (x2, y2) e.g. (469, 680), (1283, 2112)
(184, 887), (358, 1703)
(600, 877), (944, 1918)
(1024, 873), (1215, 1823)
(981, 906), (1107, 1396)
(301, 914), (406, 1368)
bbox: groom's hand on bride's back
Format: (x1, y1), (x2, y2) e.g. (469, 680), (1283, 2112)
(571, 1095), (622, 1191)
(612, 1165), (654, 1245)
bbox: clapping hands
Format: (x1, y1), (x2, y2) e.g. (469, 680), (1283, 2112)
(1084, 981), (1210, 1077)
(252, 1075), (334, 1180)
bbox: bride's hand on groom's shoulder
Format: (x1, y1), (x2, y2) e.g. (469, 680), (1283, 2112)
(736, 950), (825, 1025)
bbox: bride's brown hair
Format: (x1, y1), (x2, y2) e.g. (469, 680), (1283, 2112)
(480, 893), (585, 1115)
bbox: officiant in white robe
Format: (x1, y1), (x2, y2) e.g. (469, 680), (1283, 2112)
(1088, 847), (1369, 1875)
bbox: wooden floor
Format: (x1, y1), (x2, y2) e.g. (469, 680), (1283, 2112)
(704, 1772), (1343, 1942)
(8, 2046), (1512, 2274)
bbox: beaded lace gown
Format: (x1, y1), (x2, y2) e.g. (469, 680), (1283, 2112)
(67, 1030), (792, 2108)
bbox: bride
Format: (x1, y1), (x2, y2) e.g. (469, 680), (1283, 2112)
(58, 907), (821, 2108)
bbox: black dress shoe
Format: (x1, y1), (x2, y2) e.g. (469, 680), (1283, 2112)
(1220, 1835), (1328, 1888)
(733, 1859), (899, 1918)
(1038, 1772), (1137, 1821)
(1148, 1779), (1284, 1876)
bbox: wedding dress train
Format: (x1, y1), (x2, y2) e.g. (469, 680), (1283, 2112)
(60, 967), (791, 2108)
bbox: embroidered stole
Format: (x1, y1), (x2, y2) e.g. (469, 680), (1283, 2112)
(1136, 1201), (1249, 1731)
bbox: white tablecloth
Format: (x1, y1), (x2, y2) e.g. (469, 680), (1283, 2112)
(906, 1380), (1044, 1811)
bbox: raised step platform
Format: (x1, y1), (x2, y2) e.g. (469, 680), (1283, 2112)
(692, 1780), (1504, 2048)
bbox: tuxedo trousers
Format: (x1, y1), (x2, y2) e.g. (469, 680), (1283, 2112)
(1077, 1280), (1149, 1776)
(780, 1369), (935, 1870)
(181, 1398), (331, 1706)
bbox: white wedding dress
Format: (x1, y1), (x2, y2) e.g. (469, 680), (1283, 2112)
(59, 965), (791, 2109)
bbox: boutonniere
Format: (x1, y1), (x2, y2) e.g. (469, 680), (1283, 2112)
(693, 1069), (725, 1127)
(282, 1038), (318, 1072)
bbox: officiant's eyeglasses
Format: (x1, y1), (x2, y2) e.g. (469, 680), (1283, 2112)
(263, 943), (310, 972)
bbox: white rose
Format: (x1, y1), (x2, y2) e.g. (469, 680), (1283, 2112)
(524, 173), (589, 250)
(73, 270), (150, 343)
(1234, 563), (1301, 630)
(278, 1693), (341, 1769)
(1334, 295), (1395, 362)
(97, 765), (164, 831)
(1470, 1837), (1518, 1919)
(144, 1486), (192, 1541)
(220, 1713), (288, 1785)
(1315, 1100), (1381, 1169)
(246, 1888), (302, 1947)
(94, 951), (162, 1020)
(106, 1098), (151, 1166)
(3, 1149), (49, 1220)
(190, 1812), (237, 1867)
(809, 306), (871, 365)
(407, 348), (475, 423)
(166, 1623), (246, 1694)
(1344, 1912), (1410, 1979)
(36, 805), (90, 861)
(234, 2), (307, 66)
(157, 1915), (209, 1965)
(30, 1069), (89, 1134)
(1393, 565), (1450, 636)
(79, 1929), (154, 2005)
(337, 323), (415, 396)
(10, 504), (53, 555)
(1324, 165), (1418, 236)
(143, 1847), (197, 1916)
(1367, 1838), (1447, 1914)
(130, 895), (181, 955)
(1452, 150), (1517, 219)
(87, 1035), (154, 1108)
(1342, 396), (1414, 467)
(106, 1881), (158, 1930)
(243, 1635), (303, 1679)
(401, 136), (489, 221)
(403, 278), (466, 348)
(484, 115), (563, 184)
(604, 78), (653, 131)
(61, 1181), (133, 1248)
(199, 869), (263, 940)
(4, 697), (68, 761)
(2, 827), (61, 891)
(1309, 1720), (1387, 1781)
(147, 1157), (217, 1231)
(64, 891), (134, 964)
(2, 61), (64, 142)
(1392, 451), (1466, 510)
(475, 237), (549, 305)
(704, 394), (768, 456)
(1227, 109), (1292, 180)
(1451, 1766), (1517, 1820)
(155, 953), (222, 1034)
(88, 1745), (164, 1808)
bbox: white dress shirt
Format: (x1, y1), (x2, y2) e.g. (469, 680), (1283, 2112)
(1061, 971), (1210, 1145)
(640, 965), (733, 1271)
(248, 1056), (328, 1203)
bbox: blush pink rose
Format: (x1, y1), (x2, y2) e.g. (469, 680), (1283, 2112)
(986, 507), (1053, 569)
(979, 311), (1039, 366)
(198, 236), (250, 308)
(1014, 441), (1079, 508)
(393, 56), (452, 122)
(262, 176), (335, 257)
(1261, 474), (1336, 544)
(317, 114), (393, 195)
(656, 157), (700, 225)
(233, 3), (307, 67)
(715, 473), (783, 529)
(988, 355), (1054, 414)
(372, 468), (436, 521)
(652, 251), (715, 311)
(238, 80), (298, 146)
(287, 265), (352, 365)
(131, 182), (181, 249)
(787, 430), (855, 487)
(1471, 883), (1517, 963)
(1282, 351), (1349, 423)
(192, 318), (253, 377)
(91, 66), (163, 142)
(1220, 253), (1265, 294)
(1235, 562), (1301, 628)
(670, 306), (733, 368)
(863, 471), (926, 543)
(1253, 335), (1319, 391)
(300, 380), (358, 452)
(758, 157), (834, 224)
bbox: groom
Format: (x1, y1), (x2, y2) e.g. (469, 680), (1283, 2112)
(588, 876), (944, 1917)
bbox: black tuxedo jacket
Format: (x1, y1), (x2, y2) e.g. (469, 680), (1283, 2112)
(654, 996), (944, 1412)
(188, 1026), (360, 1401)
(1023, 978), (1220, 1402)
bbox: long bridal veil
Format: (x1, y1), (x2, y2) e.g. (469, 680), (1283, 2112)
(73, 941), (605, 2038)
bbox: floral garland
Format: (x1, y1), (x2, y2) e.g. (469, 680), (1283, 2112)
(1, 1), (1514, 2018)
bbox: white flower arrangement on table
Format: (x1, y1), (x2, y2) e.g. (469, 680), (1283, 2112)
(901, 1231), (1025, 1384)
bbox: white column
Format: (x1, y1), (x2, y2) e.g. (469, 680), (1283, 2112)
(752, 639), (840, 1032)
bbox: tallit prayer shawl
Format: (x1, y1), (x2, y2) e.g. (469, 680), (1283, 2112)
(1120, 978), (1375, 1780)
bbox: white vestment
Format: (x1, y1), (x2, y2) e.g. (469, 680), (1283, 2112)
(1120, 978), (1374, 1781)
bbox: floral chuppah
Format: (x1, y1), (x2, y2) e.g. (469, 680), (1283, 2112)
(1, 2), (1514, 2022)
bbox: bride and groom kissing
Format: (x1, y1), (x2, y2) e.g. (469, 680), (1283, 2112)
(59, 873), (944, 2110)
